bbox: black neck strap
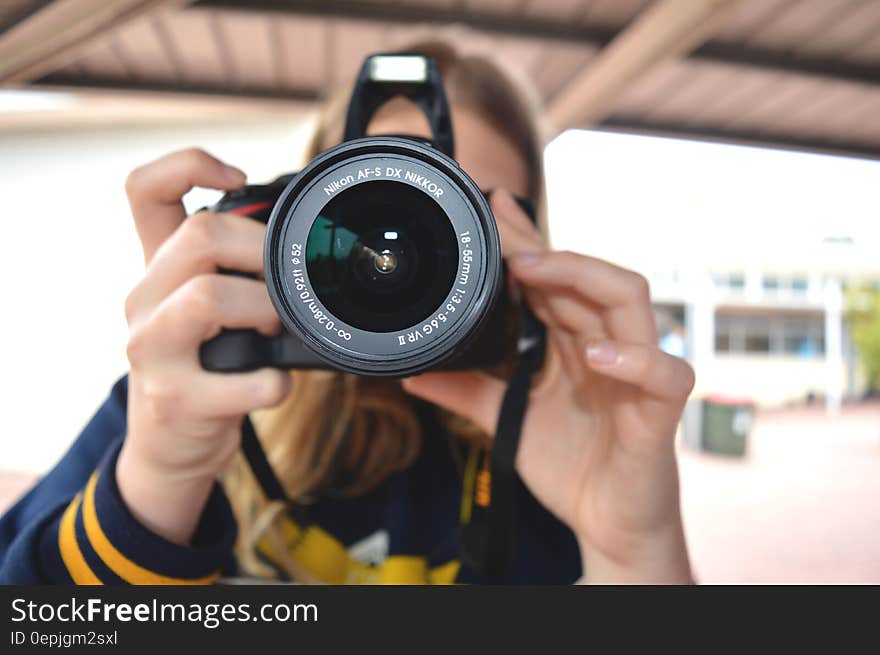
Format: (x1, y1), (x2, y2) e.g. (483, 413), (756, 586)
(459, 305), (545, 582)
(241, 417), (287, 503)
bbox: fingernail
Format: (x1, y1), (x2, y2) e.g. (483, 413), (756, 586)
(510, 252), (543, 268)
(586, 340), (620, 366)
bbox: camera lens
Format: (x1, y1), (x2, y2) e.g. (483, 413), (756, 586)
(264, 137), (502, 376)
(305, 181), (458, 333)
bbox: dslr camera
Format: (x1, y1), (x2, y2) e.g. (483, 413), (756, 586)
(199, 53), (533, 378)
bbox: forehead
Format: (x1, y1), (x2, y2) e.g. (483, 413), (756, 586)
(366, 99), (531, 199)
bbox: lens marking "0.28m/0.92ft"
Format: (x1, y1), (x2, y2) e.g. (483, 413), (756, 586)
(289, 243), (352, 342)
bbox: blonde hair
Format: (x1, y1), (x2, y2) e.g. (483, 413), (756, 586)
(225, 38), (548, 579)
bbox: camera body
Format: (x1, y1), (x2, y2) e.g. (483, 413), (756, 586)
(198, 54), (523, 378)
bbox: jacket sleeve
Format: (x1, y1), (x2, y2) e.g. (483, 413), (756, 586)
(0, 376), (238, 584)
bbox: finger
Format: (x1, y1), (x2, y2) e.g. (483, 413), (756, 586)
(136, 367), (291, 422)
(186, 369), (292, 418)
(125, 148), (246, 264)
(492, 192), (612, 340)
(402, 371), (505, 435)
(491, 188), (542, 241)
(492, 189), (545, 259)
(127, 275), (281, 365)
(525, 285), (608, 338)
(584, 339), (695, 402)
(127, 211), (266, 324)
(509, 251), (658, 344)
(491, 189), (568, 334)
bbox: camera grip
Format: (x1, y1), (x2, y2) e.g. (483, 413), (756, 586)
(195, 176), (312, 373)
(199, 328), (272, 372)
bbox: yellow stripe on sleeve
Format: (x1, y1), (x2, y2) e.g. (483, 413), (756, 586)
(58, 494), (102, 585)
(81, 473), (219, 585)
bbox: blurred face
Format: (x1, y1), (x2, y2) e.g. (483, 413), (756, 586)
(366, 97), (531, 201)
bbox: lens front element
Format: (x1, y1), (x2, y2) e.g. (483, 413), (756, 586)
(305, 180), (458, 333)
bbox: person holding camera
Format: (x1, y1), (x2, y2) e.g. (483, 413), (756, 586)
(0, 41), (694, 585)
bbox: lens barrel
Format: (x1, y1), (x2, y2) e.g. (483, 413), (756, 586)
(264, 137), (502, 377)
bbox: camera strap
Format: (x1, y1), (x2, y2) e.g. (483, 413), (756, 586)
(239, 308), (546, 584)
(241, 417), (288, 504)
(459, 304), (546, 583)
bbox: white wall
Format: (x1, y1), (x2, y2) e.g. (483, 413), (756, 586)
(700, 355), (845, 406)
(0, 118), (315, 471)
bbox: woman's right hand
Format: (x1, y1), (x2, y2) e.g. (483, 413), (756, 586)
(116, 149), (291, 545)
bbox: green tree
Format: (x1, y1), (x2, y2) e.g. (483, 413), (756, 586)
(845, 283), (880, 393)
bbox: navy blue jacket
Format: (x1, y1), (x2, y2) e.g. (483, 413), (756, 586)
(0, 377), (581, 584)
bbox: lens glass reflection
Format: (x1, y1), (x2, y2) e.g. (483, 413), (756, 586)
(306, 180), (458, 333)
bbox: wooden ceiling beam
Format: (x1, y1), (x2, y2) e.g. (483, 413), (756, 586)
(0, 0), (187, 84)
(544, 0), (742, 132)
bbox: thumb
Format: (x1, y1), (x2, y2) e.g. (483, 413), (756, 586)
(402, 371), (505, 434)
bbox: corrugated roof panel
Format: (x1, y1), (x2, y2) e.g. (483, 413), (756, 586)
(582, 0), (653, 26)
(713, 0), (797, 43)
(273, 15), (327, 92)
(153, 10), (229, 86)
(464, 0), (524, 14)
(826, 94), (880, 142)
(611, 60), (695, 116)
(757, 79), (874, 135)
(739, 0), (854, 50)
(522, 0), (589, 22)
(720, 75), (830, 131)
(332, 19), (401, 88)
(685, 67), (782, 126)
(845, 30), (880, 64)
(528, 41), (594, 99)
(493, 34), (550, 80)
(400, 0), (460, 9)
(637, 61), (742, 123)
(215, 11), (277, 89)
(6, 0), (879, 158)
(0, 0), (45, 31)
(73, 37), (131, 80)
(798, 0), (880, 61)
(111, 13), (181, 81)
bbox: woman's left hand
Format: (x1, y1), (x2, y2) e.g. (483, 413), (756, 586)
(403, 190), (695, 584)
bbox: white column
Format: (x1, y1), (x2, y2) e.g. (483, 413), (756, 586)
(824, 277), (844, 415)
(686, 276), (716, 395)
(744, 265), (763, 304)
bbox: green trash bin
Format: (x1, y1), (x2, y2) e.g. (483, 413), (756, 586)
(700, 395), (754, 456)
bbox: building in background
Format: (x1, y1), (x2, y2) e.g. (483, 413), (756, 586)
(546, 130), (880, 410)
(651, 255), (877, 409)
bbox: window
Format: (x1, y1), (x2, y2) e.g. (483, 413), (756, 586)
(761, 274), (809, 298)
(715, 313), (824, 357)
(713, 272), (746, 293)
(745, 335), (770, 353)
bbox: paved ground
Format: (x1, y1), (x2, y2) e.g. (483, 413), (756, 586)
(680, 401), (880, 584)
(2, 403), (878, 583)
